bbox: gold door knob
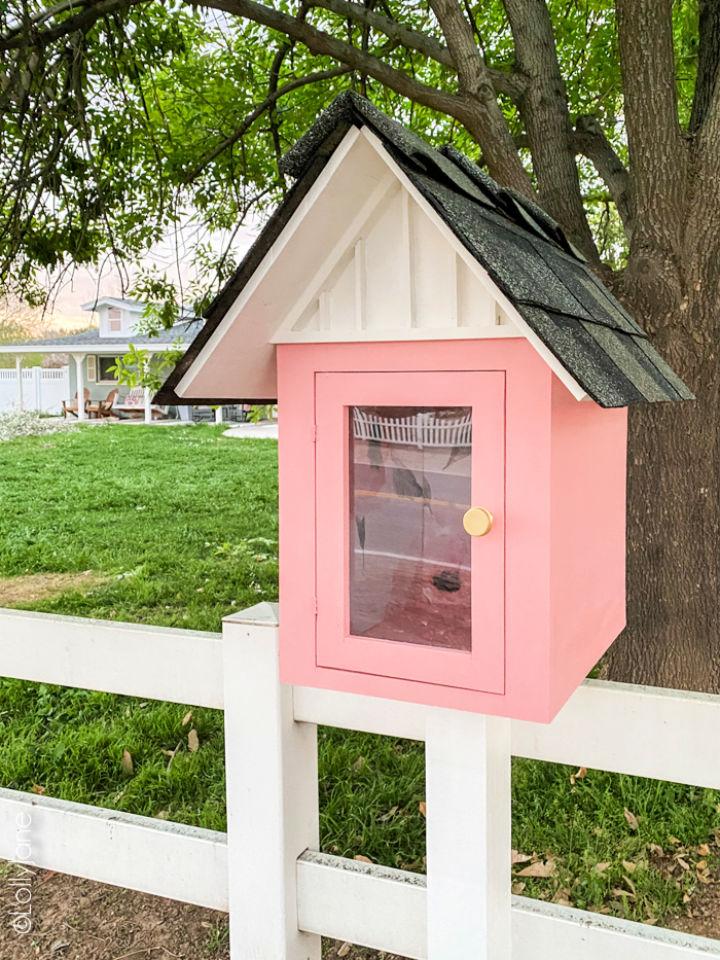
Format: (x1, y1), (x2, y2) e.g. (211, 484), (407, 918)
(463, 507), (493, 537)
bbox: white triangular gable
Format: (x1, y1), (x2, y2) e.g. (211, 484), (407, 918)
(274, 179), (506, 339)
(176, 126), (585, 401)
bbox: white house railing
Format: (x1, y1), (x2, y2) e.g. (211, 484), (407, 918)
(0, 605), (719, 960)
(353, 408), (472, 448)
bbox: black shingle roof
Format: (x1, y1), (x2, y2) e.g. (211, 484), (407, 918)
(157, 92), (692, 408)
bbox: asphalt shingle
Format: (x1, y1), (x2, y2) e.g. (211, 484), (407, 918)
(157, 91), (691, 409)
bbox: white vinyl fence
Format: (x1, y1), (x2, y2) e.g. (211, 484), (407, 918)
(0, 604), (719, 959)
(353, 408), (473, 448)
(0, 366), (69, 414)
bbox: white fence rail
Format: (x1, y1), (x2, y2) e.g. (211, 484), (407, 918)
(353, 408), (472, 448)
(0, 366), (69, 414)
(0, 605), (719, 959)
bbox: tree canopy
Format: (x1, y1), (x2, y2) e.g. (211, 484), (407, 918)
(0, 1), (710, 309)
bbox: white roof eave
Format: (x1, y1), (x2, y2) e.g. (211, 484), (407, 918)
(0, 341), (188, 354)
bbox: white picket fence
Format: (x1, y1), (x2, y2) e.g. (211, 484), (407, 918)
(1, 604), (719, 959)
(0, 366), (69, 414)
(353, 408), (473, 448)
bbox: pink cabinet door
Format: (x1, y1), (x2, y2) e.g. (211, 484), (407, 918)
(315, 370), (505, 693)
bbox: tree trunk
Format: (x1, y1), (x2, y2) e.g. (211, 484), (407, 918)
(605, 268), (720, 691)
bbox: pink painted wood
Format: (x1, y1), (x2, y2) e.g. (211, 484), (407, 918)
(314, 371), (505, 693)
(277, 339), (627, 723)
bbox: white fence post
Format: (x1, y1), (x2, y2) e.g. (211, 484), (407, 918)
(32, 366), (42, 410)
(223, 604), (321, 960)
(14, 357), (23, 410)
(425, 711), (512, 960)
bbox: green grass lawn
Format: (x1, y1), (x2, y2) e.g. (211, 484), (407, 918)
(0, 424), (717, 925)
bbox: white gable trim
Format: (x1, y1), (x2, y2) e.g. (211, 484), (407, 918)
(176, 124), (586, 402)
(176, 126), (363, 398)
(353, 128), (587, 401)
(274, 172), (397, 335)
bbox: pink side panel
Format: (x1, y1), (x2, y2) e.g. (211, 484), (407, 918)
(278, 339), (556, 722)
(548, 376), (628, 716)
(277, 345), (317, 674)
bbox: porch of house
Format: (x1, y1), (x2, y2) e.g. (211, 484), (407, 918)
(1, 348), (244, 425)
(0, 316), (227, 424)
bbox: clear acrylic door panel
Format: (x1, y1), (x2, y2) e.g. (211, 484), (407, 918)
(349, 405), (472, 651)
(315, 371), (505, 693)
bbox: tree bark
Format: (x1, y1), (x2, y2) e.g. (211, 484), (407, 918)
(606, 253), (720, 692)
(503, 0), (598, 262)
(428, 0), (535, 197)
(606, 12), (720, 693)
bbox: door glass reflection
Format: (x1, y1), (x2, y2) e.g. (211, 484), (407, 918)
(349, 406), (472, 651)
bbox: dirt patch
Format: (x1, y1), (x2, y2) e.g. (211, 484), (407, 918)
(667, 880), (720, 940)
(0, 571), (109, 606)
(0, 868), (404, 960)
(0, 869), (229, 960)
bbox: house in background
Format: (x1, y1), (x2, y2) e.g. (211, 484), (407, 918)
(0, 297), (204, 421)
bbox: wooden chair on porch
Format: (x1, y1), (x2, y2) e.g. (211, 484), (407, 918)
(62, 388), (90, 418)
(88, 389), (118, 419)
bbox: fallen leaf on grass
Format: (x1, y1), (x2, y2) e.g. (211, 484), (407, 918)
(516, 858), (557, 878)
(512, 881), (526, 895)
(337, 943), (352, 957)
(181, 711), (193, 727)
(512, 850), (533, 865)
(121, 750), (134, 777)
(612, 887), (636, 900)
(624, 808), (639, 831)
(31, 784), (46, 795)
(593, 862), (610, 874)
(188, 729), (200, 753)
(354, 855), (373, 864)
(570, 767), (588, 785)
(623, 860), (637, 873)
(418, 800), (427, 817)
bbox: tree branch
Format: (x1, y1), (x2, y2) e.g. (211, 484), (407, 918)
(690, 0), (720, 133)
(194, 0), (534, 195)
(309, 0), (525, 99)
(573, 115), (633, 236)
(0, 0), (147, 51)
(192, 0), (472, 123)
(502, 0), (598, 262)
(428, 0), (534, 197)
(183, 65), (351, 183)
(615, 0), (686, 243)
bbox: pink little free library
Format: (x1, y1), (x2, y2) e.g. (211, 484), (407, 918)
(158, 93), (691, 723)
